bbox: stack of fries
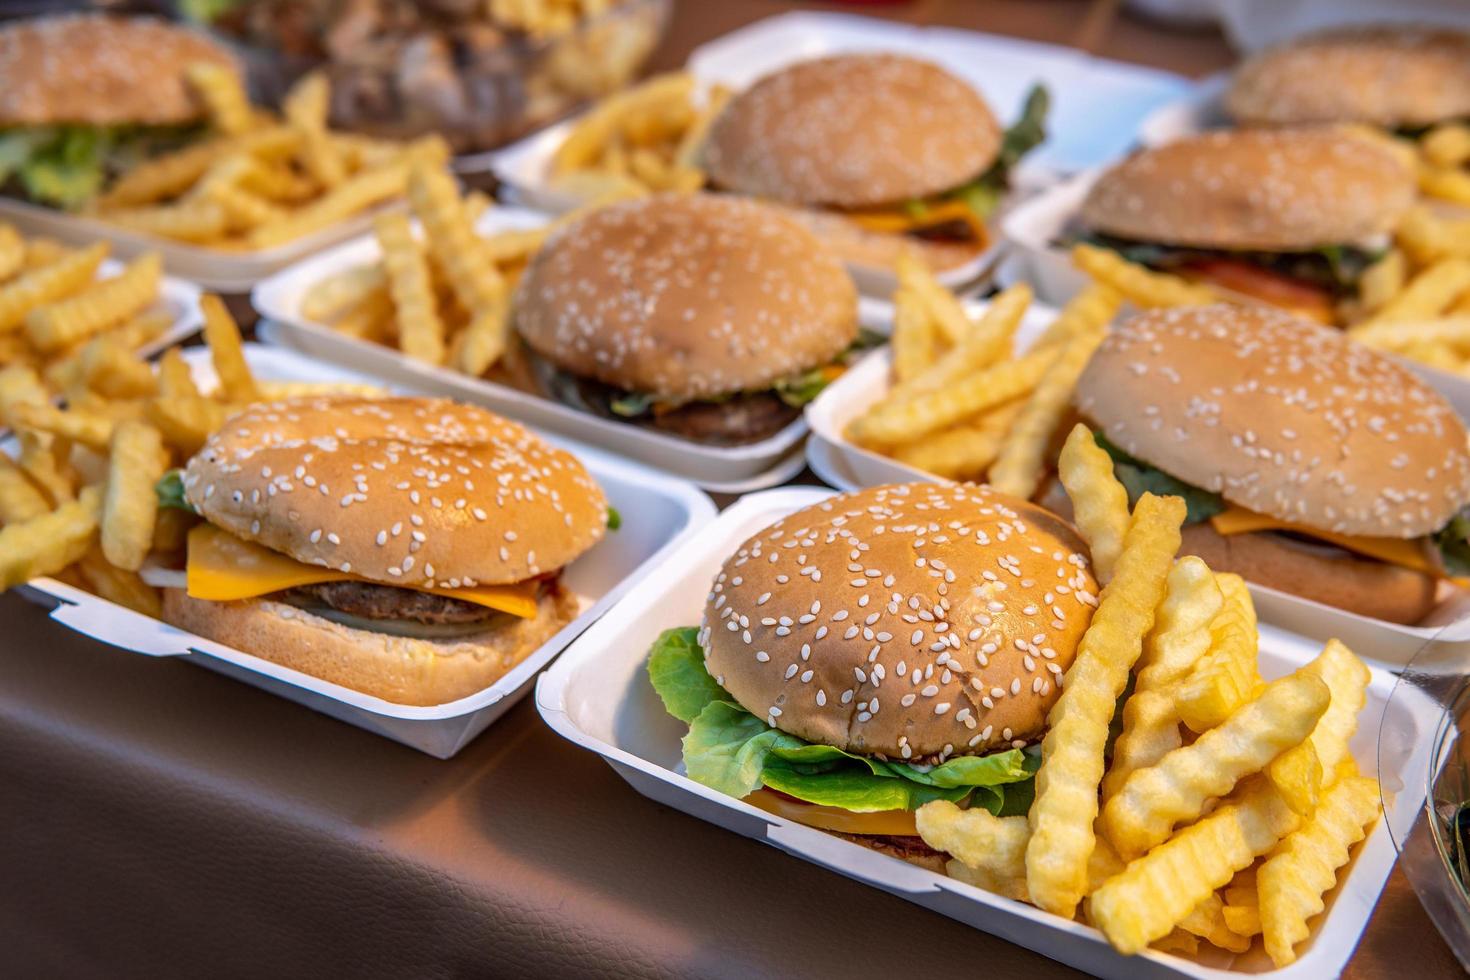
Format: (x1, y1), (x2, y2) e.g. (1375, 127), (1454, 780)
(85, 68), (447, 252)
(547, 71), (729, 204)
(0, 228), (169, 401)
(0, 295), (382, 610)
(844, 255), (1123, 497)
(301, 166), (552, 377)
(915, 424), (1380, 967)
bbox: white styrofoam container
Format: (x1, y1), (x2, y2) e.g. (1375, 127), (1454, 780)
(107, 258), (205, 359)
(15, 343), (716, 758)
(0, 196), (397, 293)
(805, 333), (1470, 665)
(489, 11), (1197, 296)
(535, 486), (1409, 979)
(253, 205), (821, 493)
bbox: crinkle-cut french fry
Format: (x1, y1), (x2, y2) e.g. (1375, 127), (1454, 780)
(25, 252), (160, 353)
(945, 858), (1031, 903)
(1424, 123), (1470, 169)
(101, 421), (167, 571)
(852, 347), (1054, 445)
(301, 264), (387, 322)
(1150, 929), (1200, 957)
(1031, 281), (1123, 352)
(1259, 774), (1380, 967)
(452, 304), (510, 376)
(208, 183), (286, 232)
(157, 348), (201, 401)
(0, 485), (100, 588)
(917, 800), (1030, 879)
(284, 71), (345, 187)
(888, 283), (1030, 403)
(1090, 779), (1300, 955)
(77, 545), (161, 618)
(1057, 423), (1130, 583)
(1101, 671), (1329, 858)
(1177, 893), (1252, 953)
(0, 455), (49, 524)
(890, 400), (1023, 479)
(146, 396), (230, 457)
(1102, 688), (1181, 804)
(1268, 740), (1323, 817)
(332, 288), (394, 342)
(897, 252), (977, 346)
(1352, 315), (1470, 353)
(95, 128), (298, 210)
(247, 162), (411, 250)
(22, 237), (68, 272)
(407, 164), (505, 313)
(1135, 557), (1222, 689)
(100, 200), (230, 244)
(0, 241), (108, 333)
(186, 61), (253, 136)
(375, 213), (445, 365)
(9, 402), (115, 450)
(1420, 166), (1470, 207)
(551, 72), (695, 174)
(79, 337), (157, 399)
(889, 284), (936, 384)
(1024, 493), (1185, 919)
(1352, 257), (1470, 329)
(199, 294), (259, 403)
(0, 223), (23, 282)
(1072, 243), (1217, 308)
(1223, 903), (1262, 937)
(989, 321), (1106, 499)
(1176, 572), (1264, 733)
(17, 431), (74, 504)
(0, 363), (49, 424)
(1358, 248), (1407, 314)
(480, 226), (550, 266)
(1398, 207), (1470, 265)
(1295, 639), (1371, 789)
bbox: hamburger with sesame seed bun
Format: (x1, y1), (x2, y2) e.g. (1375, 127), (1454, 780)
(647, 482), (1098, 867)
(149, 396), (610, 706)
(1073, 128), (1414, 324)
(514, 192), (868, 445)
(0, 14), (239, 209)
(1068, 304), (1470, 625)
(701, 53), (1048, 274)
(1226, 24), (1470, 131)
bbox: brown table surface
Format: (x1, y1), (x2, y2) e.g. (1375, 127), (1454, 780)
(5, 3), (1462, 978)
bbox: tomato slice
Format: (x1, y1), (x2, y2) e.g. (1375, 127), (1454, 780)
(1181, 258), (1336, 323)
(742, 788), (920, 836)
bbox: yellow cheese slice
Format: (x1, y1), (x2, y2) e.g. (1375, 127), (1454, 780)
(843, 198), (989, 245)
(1209, 506), (1448, 579)
(743, 788), (920, 836)
(185, 524), (539, 618)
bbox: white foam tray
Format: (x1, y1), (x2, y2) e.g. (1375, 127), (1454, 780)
(535, 486), (1409, 979)
(488, 11), (1196, 296)
(15, 343), (716, 758)
(0, 196), (395, 293)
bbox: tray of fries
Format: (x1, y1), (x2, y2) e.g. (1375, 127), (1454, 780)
(0, 64), (449, 293)
(536, 481), (1406, 978)
(6, 335), (716, 758)
(252, 202), (815, 493)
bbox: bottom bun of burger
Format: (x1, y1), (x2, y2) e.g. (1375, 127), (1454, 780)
(1179, 523), (1438, 625)
(162, 583), (580, 705)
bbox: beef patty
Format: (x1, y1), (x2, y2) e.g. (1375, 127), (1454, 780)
(283, 581), (501, 624)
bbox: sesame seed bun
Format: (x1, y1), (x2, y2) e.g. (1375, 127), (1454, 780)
(1080, 128), (1414, 251)
(1226, 24), (1470, 129)
(182, 397), (608, 588)
(702, 54), (1001, 210)
(1075, 304), (1470, 537)
(1178, 523), (1439, 625)
(0, 15), (239, 127)
(161, 582), (580, 706)
(513, 193), (858, 402)
(698, 483), (1098, 763)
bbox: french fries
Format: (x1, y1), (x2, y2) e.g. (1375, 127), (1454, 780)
(200, 296), (259, 403)
(1176, 573), (1264, 732)
(0, 486), (101, 589)
(100, 422), (168, 571)
(1057, 424), (1130, 584)
(1072, 243), (1217, 308)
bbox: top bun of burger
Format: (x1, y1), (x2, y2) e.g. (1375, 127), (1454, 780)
(513, 193), (858, 402)
(1076, 304), (1470, 537)
(0, 15), (238, 126)
(182, 397), (608, 587)
(1226, 24), (1470, 129)
(702, 53), (1000, 210)
(1080, 128), (1414, 251)
(698, 483), (1098, 762)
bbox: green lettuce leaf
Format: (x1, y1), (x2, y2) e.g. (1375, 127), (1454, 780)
(154, 470), (197, 513)
(609, 391), (657, 418)
(646, 626), (727, 724)
(1436, 509), (1470, 578)
(941, 83), (1050, 223)
(892, 748), (1037, 789)
(683, 700), (807, 798)
(0, 129), (48, 185)
(21, 127), (111, 209)
(760, 764), (972, 812)
(606, 506), (622, 531)
(1094, 431), (1225, 526)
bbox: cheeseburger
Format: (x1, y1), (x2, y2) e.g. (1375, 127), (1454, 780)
(1227, 24), (1470, 131)
(153, 396), (609, 705)
(1071, 304), (1470, 625)
(0, 15), (238, 208)
(514, 192), (865, 445)
(1075, 128), (1414, 324)
(702, 53), (1047, 273)
(648, 482), (1097, 869)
